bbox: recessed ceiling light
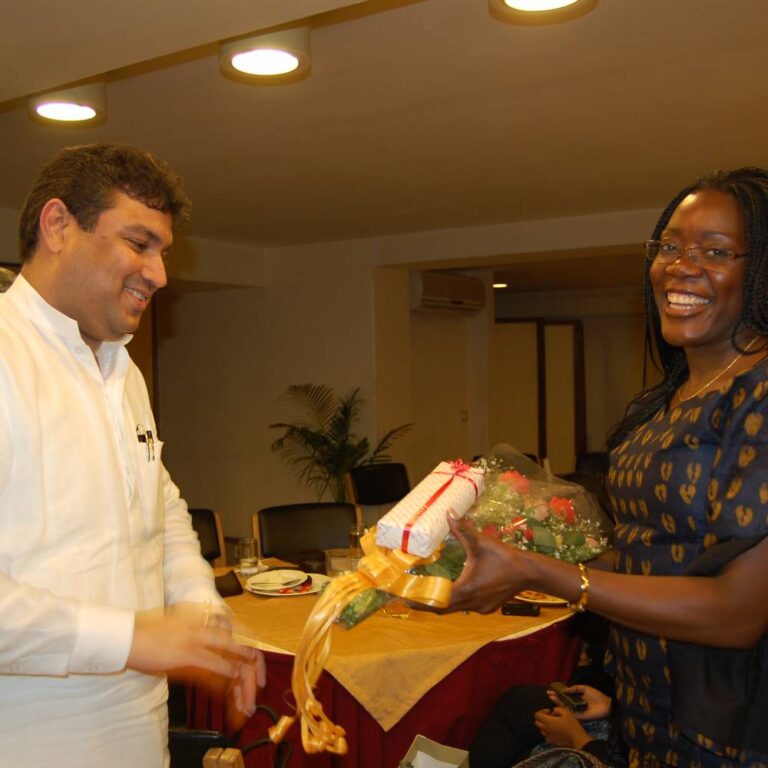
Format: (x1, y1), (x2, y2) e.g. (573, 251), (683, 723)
(503, 0), (579, 9)
(489, 0), (597, 23)
(28, 82), (106, 125)
(35, 103), (97, 122)
(220, 27), (310, 83)
(231, 49), (300, 76)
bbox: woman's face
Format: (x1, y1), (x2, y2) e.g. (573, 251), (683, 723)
(649, 189), (747, 351)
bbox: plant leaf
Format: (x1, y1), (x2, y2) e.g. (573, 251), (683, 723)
(369, 423), (413, 463)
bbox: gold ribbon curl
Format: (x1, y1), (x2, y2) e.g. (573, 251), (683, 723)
(269, 528), (454, 754)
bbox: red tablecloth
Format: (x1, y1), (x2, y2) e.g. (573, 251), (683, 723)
(190, 617), (582, 768)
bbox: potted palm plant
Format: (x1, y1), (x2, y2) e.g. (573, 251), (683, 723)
(269, 383), (412, 502)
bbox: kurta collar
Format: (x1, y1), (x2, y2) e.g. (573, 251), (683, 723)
(6, 274), (133, 357)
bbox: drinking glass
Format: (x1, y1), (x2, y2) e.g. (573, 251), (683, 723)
(349, 523), (364, 556)
(325, 548), (354, 578)
(237, 537), (260, 575)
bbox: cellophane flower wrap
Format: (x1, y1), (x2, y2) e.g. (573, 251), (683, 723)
(466, 445), (610, 564)
(339, 447), (610, 625)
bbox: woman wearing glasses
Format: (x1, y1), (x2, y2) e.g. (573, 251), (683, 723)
(444, 168), (768, 768)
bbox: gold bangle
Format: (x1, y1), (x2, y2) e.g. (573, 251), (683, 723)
(568, 563), (590, 612)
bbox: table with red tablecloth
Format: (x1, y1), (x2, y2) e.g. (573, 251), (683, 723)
(190, 584), (584, 768)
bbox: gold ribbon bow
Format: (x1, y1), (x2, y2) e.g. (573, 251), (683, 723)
(269, 528), (454, 754)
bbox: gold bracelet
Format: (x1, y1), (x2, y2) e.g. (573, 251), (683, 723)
(568, 562), (590, 612)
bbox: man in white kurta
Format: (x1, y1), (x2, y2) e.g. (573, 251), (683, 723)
(0, 144), (262, 767)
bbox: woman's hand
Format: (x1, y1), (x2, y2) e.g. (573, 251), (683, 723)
(442, 514), (531, 613)
(534, 706), (593, 749)
(546, 684), (612, 721)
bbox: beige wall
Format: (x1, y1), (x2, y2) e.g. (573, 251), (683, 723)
(156, 244), (380, 538)
(409, 309), (472, 482)
(544, 324), (576, 474)
(489, 323), (539, 455)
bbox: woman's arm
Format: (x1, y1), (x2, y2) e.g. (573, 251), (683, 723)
(445, 516), (768, 649)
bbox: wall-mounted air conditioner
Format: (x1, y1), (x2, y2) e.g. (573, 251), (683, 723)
(411, 271), (486, 313)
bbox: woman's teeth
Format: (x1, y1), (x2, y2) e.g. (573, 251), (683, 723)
(667, 291), (709, 307)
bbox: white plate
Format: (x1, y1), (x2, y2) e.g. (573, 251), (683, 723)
(246, 573), (330, 597)
(246, 569), (307, 591)
(514, 590), (568, 606)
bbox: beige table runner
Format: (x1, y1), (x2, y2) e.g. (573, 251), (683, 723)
(227, 591), (573, 731)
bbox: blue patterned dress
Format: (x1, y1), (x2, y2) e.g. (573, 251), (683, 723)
(606, 362), (768, 768)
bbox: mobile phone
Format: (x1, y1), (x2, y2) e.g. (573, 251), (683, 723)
(501, 602), (540, 617)
(549, 681), (587, 712)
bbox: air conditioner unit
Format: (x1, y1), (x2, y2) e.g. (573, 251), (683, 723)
(411, 271), (486, 312)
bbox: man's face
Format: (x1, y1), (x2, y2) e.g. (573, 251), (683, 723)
(58, 191), (172, 350)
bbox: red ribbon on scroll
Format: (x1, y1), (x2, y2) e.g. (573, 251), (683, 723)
(400, 459), (480, 553)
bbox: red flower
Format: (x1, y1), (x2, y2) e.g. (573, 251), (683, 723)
(499, 470), (530, 494)
(482, 524), (501, 539)
(502, 516), (533, 542)
(523, 526), (534, 542)
(548, 496), (575, 524)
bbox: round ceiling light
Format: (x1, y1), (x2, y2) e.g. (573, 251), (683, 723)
(230, 49), (300, 76)
(28, 82), (106, 125)
(34, 102), (97, 122)
(503, 0), (580, 8)
(489, 0), (597, 23)
(220, 27), (310, 83)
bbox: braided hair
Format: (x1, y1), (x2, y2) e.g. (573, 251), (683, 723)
(607, 167), (768, 449)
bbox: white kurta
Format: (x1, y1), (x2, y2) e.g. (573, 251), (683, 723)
(0, 276), (221, 767)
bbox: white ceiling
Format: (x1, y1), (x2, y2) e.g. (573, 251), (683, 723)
(2, 0), (768, 253)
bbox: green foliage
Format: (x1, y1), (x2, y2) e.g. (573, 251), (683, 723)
(269, 384), (412, 502)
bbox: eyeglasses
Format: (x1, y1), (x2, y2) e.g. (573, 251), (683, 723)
(645, 239), (747, 272)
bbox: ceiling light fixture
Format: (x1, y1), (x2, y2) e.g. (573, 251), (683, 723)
(489, 0), (597, 24)
(28, 82), (106, 124)
(503, 0), (579, 9)
(493, 282), (509, 289)
(220, 27), (311, 83)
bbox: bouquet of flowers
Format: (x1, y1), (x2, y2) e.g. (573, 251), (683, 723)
(338, 447), (610, 624)
(469, 446), (609, 563)
(275, 447), (611, 756)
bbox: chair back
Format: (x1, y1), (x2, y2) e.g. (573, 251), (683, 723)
(574, 451), (609, 478)
(347, 462), (410, 505)
(189, 508), (226, 567)
(346, 462), (410, 528)
(255, 502), (357, 563)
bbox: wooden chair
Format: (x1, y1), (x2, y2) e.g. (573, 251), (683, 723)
(189, 508), (226, 568)
(345, 462), (410, 528)
(252, 502), (357, 572)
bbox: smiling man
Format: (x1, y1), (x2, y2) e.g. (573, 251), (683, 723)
(0, 144), (264, 767)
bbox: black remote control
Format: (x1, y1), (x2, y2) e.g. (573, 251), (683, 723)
(501, 602), (540, 616)
(549, 681), (587, 712)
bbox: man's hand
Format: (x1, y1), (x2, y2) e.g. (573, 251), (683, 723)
(127, 603), (267, 729)
(128, 604), (254, 678)
(534, 706), (592, 749)
(224, 650), (267, 731)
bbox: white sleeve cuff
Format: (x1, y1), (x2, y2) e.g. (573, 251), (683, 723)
(70, 603), (135, 674)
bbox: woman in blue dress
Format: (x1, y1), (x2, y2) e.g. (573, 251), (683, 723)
(444, 168), (768, 768)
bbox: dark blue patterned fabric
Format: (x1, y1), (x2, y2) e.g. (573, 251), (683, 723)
(607, 362), (768, 768)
